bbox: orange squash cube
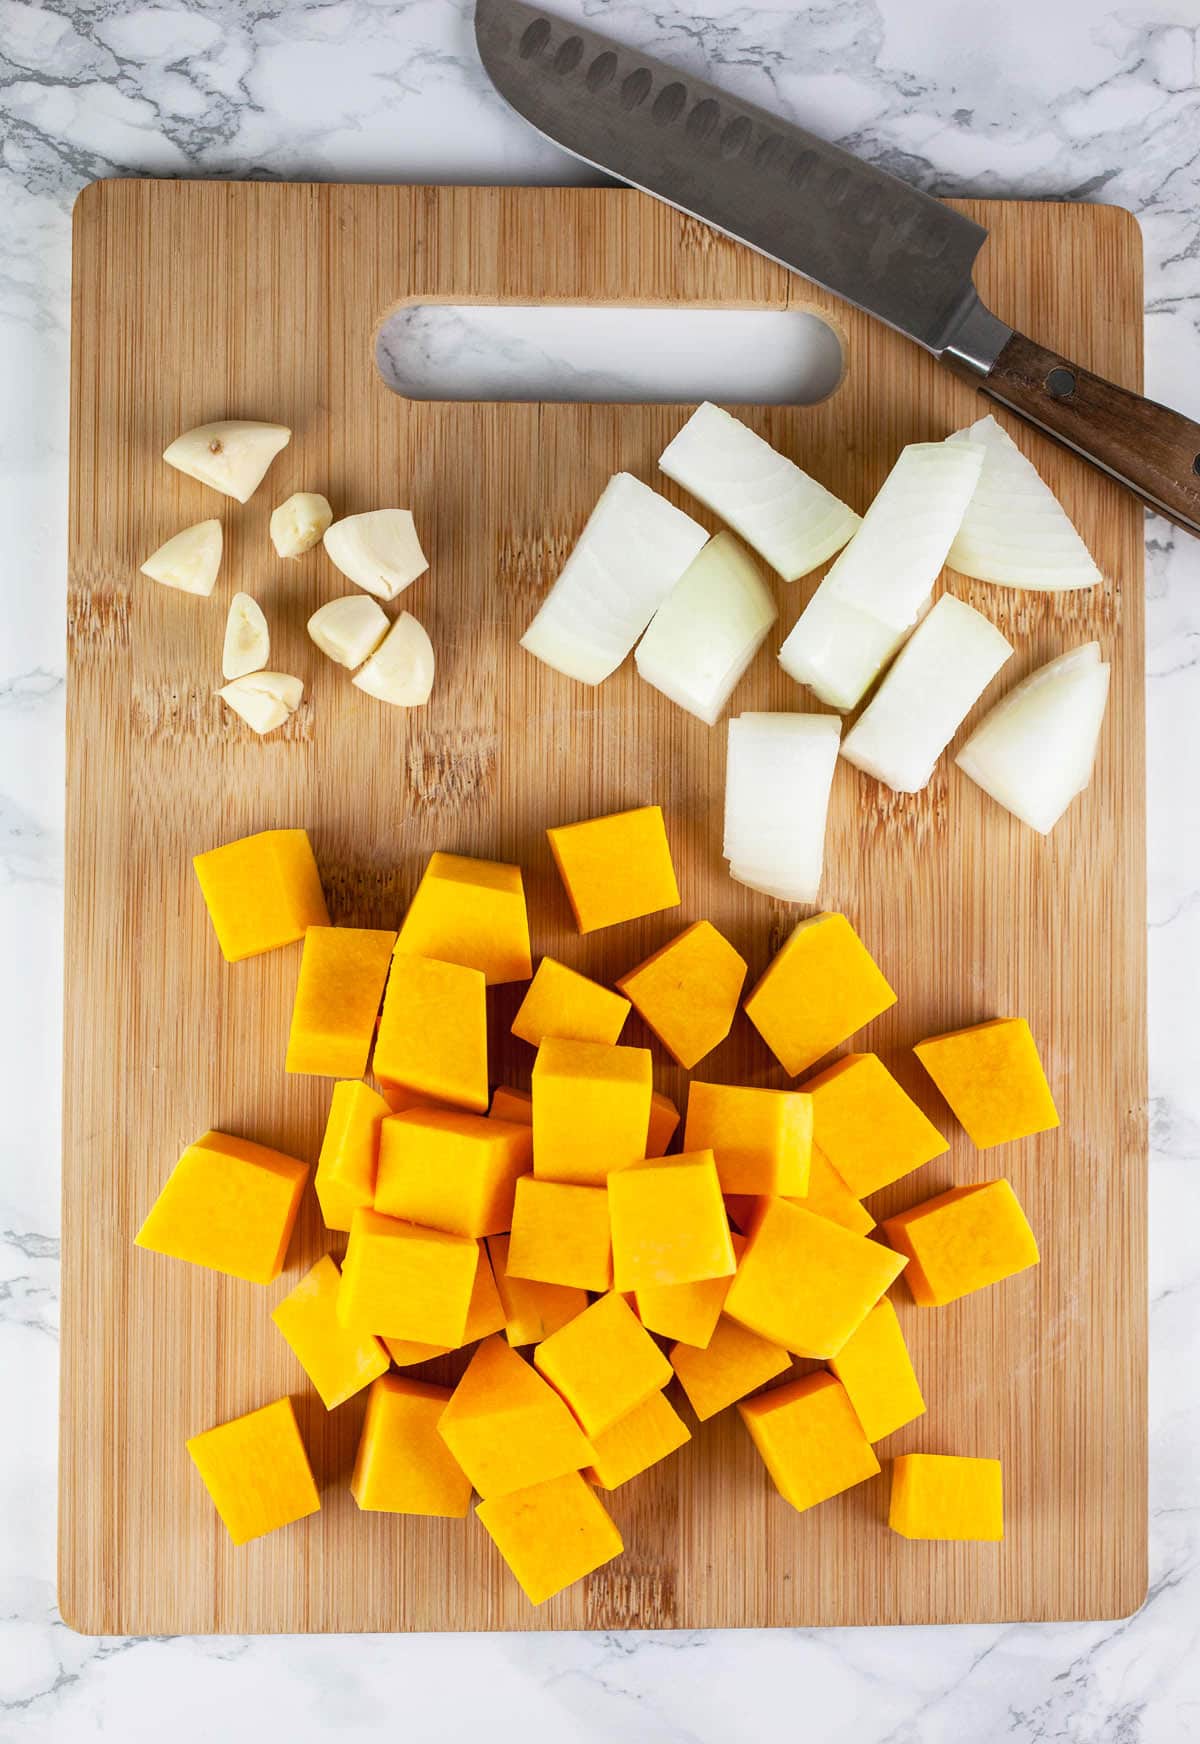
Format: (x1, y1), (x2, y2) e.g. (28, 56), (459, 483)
(828, 1296), (925, 1442)
(683, 1081), (812, 1195)
(738, 1371), (880, 1513)
(351, 1375), (472, 1517)
(803, 1052), (948, 1197)
(531, 1037), (653, 1185)
(374, 1107), (532, 1237)
(186, 1397), (320, 1545)
(508, 1177), (612, 1293)
(271, 1255), (389, 1410)
(490, 1085), (533, 1125)
(486, 1232), (588, 1347)
(636, 1232), (745, 1348)
(547, 805), (680, 934)
(744, 913), (897, 1076)
(193, 827), (328, 963)
(511, 957), (630, 1048)
(284, 925), (396, 1078)
(790, 1147), (876, 1236)
(476, 1471), (623, 1605)
(533, 1291), (672, 1439)
(337, 1207), (478, 1344)
(645, 1090), (680, 1157)
(135, 1130), (308, 1285)
(880, 1179), (1039, 1306)
(670, 1314), (790, 1420)
(395, 850), (532, 985)
(725, 1197), (906, 1357)
(914, 1018), (1059, 1148)
(438, 1335), (594, 1498)
(377, 1083), (444, 1115)
(888, 1453), (1003, 1540)
(374, 953), (488, 1112)
(616, 921), (747, 1069)
(584, 1390), (691, 1489)
(313, 1079), (390, 1232)
(607, 1150), (735, 1292)
(381, 1238), (507, 1366)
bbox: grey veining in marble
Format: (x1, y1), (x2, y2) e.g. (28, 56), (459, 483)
(2, 0), (1199, 1739)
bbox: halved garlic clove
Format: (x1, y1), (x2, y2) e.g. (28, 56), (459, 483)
(219, 671), (303, 735)
(352, 612), (434, 705)
(222, 592), (270, 680)
(140, 520), (223, 596)
(271, 492), (333, 558)
(323, 510), (428, 600)
(307, 595), (389, 669)
(163, 421), (291, 503)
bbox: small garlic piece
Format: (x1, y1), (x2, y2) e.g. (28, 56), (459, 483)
(222, 592), (270, 680)
(308, 595), (389, 669)
(323, 510), (428, 600)
(163, 420), (291, 503)
(140, 520), (223, 596)
(219, 671), (303, 735)
(352, 612), (434, 706)
(271, 492), (333, 558)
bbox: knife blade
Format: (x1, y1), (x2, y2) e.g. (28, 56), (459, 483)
(475, 0), (1200, 535)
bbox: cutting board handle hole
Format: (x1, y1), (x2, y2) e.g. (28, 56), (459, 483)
(375, 304), (844, 405)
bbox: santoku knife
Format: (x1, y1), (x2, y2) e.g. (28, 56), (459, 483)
(475, 0), (1200, 536)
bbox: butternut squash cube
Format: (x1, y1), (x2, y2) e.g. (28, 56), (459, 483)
(285, 925), (396, 1078)
(351, 1375), (472, 1517)
(608, 1150), (735, 1292)
(476, 1470), (623, 1605)
(829, 1297), (925, 1442)
(738, 1371), (880, 1513)
(547, 805), (680, 934)
(803, 1052), (949, 1197)
(186, 1397), (320, 1545)
(193, 827), (329, 963)
(270, 1255), (389, 1410)
(888, 1452), (1003, 1541)
(725, 1197), (906, 1358)
(914, 1018), (1059, 1148)
(508, 1177), (612, 1293)
(616, 921), (747, 1069)
(880, 1179), (1039, 1307)
(377, 1083), (444, 1115)
(374, 1107), (532, 1237)
(636, 1232), (745, 1348)
(490, 1085), (533, 1124)
(374, 953), (488, 1113)
(670, 1314), (790, 1420)
(135, 1130), (308, 1285)
(314, 1079), (390, 1233)
(531, 1037), (653, 1186)
(533, 1291), (672, 1439)
(645, 1090), (680, 1158)
(486, 1232), (588, 1347)
(512, 956), (630, 1048)
(684, 1081), (812, 1196)
(744, 913), (897, 1077)
(438, 1334), (594, 1498)
(585, 1390), (691, 1489)
(380, 1239), (507, 1366)
(789, 1147), (876, 1236)
(395, 851), (532, 985)
(338, 1207), (477, 1344)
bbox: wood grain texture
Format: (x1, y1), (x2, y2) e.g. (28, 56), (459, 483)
(60, 182), (1147, 1635)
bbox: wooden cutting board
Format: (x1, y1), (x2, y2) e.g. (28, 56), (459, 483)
(60, 180), (1147, 1634)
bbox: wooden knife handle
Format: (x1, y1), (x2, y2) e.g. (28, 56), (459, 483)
(981, 330), (1200, 535)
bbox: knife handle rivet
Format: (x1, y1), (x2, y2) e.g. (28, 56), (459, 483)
(1193, 453), (1200, 478)
(1045, 366), (1077, 399)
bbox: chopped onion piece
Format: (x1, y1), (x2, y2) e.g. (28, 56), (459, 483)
(219, 671), (303, 735)
(658, 402), (860, 582)
(724, 712), (841, 902)
(520, 473), (707, 685)
(777, 580), (909, 712)
(840, 594), (1013, 793)
(947, 414), (1102, 590)
(324, 510), (428, 601)
(352, 611), (435, 706)
(634, 532), (777, 725)
(955, 642), (1110, 832)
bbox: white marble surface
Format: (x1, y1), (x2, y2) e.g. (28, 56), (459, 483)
(2, 0), (1199, 1738)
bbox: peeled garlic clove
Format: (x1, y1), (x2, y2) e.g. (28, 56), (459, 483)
(163, 421), (291, 503)
(222, 592), (270, 680)
(323, 510), (428, 600)
(140, 520), (223, 596)
(352, 612), (434, 705)
(308, 595), (389, 669)
(219, 671), (303, 735)
(271, 492), (333, 558)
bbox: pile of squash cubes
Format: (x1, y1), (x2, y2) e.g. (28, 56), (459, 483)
(135, 805), (1057, 1605)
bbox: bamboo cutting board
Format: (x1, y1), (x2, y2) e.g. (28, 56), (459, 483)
(61, 181), (1147, 1634)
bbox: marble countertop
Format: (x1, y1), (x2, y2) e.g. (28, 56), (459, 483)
(3, 0), (1198, 1738)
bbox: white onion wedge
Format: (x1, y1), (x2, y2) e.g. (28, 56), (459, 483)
(163, 421), (291, 503)
(324, 510), (428, 601)
(955, 642), (1110, 832)
(947, 414), (1101, 590)
(140, 520), (222, 596)
(840, 594), (1013, 793)
(520, 472), (707, 685)
(222, 592), (269, 680)
(219, 671), (303, 735)
(777, 580), (911, 713)
(308, 595), (389, 669)
(658, 402), (860, 582)
(353, 611), (434, 705)
(634, 532), (777, 725)
(724, 712), (841, 901)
